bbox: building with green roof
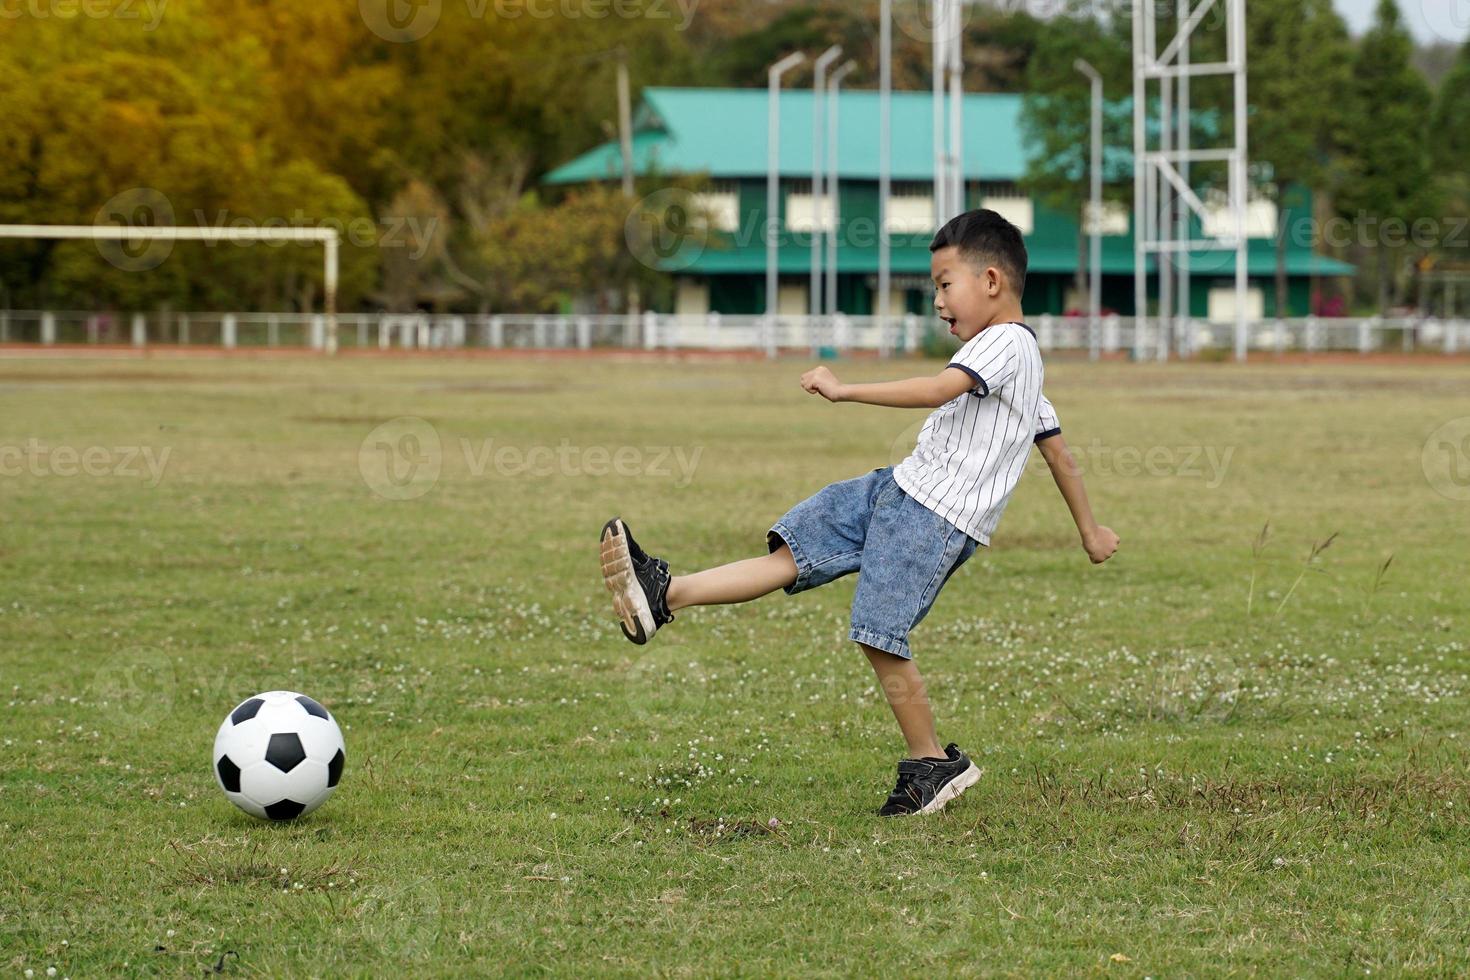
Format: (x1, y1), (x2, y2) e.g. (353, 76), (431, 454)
(543, 87), (1352, 318)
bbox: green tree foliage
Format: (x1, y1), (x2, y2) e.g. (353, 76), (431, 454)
(1019, 6), (1131, 296)
(1428, 37), (1470, 273)
(1246, 0), (1352, 317)
(1337, 0), (1437, 309)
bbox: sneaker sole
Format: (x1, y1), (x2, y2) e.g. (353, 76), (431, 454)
(917, 762), (982, 815)
(600, 517), (655, 645)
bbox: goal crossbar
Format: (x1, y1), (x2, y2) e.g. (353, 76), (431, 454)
(0, 224), (340, 354)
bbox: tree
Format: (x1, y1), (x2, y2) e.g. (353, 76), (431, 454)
(1337, 0), (1437, 312)
(1019, 7), (1131, 301)
(1247, 0), (1353, 317)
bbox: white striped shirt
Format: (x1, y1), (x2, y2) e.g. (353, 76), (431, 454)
(892, 321), (1062, 546)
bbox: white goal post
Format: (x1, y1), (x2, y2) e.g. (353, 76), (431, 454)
(0, 224), (340, 354)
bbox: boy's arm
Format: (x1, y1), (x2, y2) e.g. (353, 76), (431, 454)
(1036, 434), (1119, 564)
(800, 365), (973, 408)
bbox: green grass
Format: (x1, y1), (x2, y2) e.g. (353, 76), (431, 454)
(2, 353), (1469, 976)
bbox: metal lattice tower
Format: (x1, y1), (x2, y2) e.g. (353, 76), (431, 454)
(1133, 0), (1250, 362)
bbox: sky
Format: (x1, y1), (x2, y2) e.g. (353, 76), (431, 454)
(1334, 0), (1469, 43)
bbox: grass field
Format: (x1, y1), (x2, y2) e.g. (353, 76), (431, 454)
(2, 352), (1469, 976)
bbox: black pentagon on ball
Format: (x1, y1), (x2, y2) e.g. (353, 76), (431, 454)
(231, 697), (265, 724)
(327, 748), (345, 788)
(216, 755), (242, 792)
(264, 799), (306, 820)
(265, 732), (307, 773)
(295, 694), (330, 721)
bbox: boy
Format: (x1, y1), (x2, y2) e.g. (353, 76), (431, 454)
(600, 209), (1119, 817)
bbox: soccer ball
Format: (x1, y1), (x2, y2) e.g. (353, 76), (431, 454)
(212, 690), (346, 821)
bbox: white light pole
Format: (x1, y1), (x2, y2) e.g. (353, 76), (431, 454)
(811, 44), (842, 328)
(827, 60), (857, 322)
(932, 0), (964, 225)
(767, 51), (806, 347)
(878, 0), (892, 352)
(1075, 59), (1103, 362)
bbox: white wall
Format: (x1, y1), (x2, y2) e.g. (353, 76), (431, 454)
(675, 278), (710, 316)
(1208, 286), (1265, 322)
(785, 194), (835, 232)
(692, 191), (740, 233)
(1082, 200), (1130, 236)
(777, 284), (808, 316)
(981, 196), (1034, 235)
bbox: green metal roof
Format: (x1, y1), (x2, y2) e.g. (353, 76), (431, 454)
(666, 238), (1355, 277)
(542, 87), (1029, 185)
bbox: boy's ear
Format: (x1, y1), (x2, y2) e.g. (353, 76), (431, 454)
(986, 265), (1004, 297)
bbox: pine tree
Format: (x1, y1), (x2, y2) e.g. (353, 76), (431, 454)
(1247, 0), (1353, 317)
(1338, 0), (1437, 311)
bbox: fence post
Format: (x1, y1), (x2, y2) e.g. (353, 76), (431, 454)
(131, 313), (146, 347)
(643, 310), (658, 350)
(222, 314), (237, 349)
(268, 314), (279, 347)
(178, 313), (190, 346)
(902, 313), (918, 353)
(834, 312), (850, 352)
(1038, 313), (1054, 351)
(0, 310), (7, 343)
(490, 314), (504, 348)
(761, 314), (777, 359)
(41, 311), (56, 345)
(705, 311), (720, 348)
(554, 315), (568, 348)
(1358, 318), (1372, 354)
(576, 315), (591, 350)
(1304, 316), (1318, 352)
(1447, 320), (1461, 355)
(310, 314), (325, 350)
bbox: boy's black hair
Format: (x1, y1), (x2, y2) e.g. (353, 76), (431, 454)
(929, 208), (1028, 296)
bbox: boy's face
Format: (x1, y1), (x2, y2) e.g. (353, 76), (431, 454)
(930, 245), (1010, 342)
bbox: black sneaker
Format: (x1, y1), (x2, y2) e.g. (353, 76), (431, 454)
(878, 743), (982, 816)
(600, 517), (675, 645)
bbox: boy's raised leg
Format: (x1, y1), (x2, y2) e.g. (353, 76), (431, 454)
(665, 542), (797, 611)
(602, 517), (798, 644)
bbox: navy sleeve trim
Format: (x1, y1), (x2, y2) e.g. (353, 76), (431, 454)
(1015, 322), (1037, 340)
(1034, 426), (1062, 443)
(946, 362), (989, 398)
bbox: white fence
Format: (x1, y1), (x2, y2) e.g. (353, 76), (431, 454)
(0, 309), (1466, 358)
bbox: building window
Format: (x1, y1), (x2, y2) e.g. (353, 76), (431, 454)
(885, 182), (933, 234)
(693, 180), (741, 233)
(1201, 188), (1277, 239)
(970, 182), (1034, 234)
(1208, 285), (1264, 322)
(785, 180), (835, 232)
(1082, 200), (1130, 236)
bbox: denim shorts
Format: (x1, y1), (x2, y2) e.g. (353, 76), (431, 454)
(765, 465), (981, 660)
